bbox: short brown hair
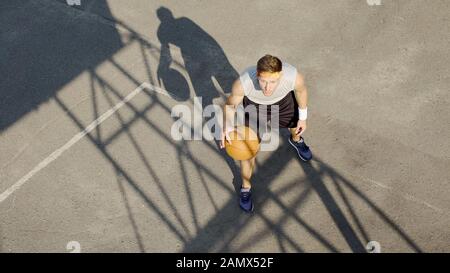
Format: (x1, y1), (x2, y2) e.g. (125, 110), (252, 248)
(257, 55), (282, 75)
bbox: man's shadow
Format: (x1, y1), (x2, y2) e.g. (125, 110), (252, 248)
(156, 6), (237, 106)
(155, 7), (242, 192)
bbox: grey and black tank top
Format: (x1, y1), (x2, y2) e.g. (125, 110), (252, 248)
(239, 62), (297, 105)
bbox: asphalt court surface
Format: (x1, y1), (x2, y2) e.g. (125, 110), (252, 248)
(0, 0), (449, 252)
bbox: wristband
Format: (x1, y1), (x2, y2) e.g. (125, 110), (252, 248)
(298, 107), (307, 121)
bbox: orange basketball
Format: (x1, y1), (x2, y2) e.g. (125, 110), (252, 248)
(225, 126), (260, 160)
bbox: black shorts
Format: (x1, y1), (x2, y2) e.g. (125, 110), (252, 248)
(243, 91), (299, 130)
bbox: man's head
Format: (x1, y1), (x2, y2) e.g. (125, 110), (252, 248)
(156, 7), (174, 22)
(256, 55), (282, 96)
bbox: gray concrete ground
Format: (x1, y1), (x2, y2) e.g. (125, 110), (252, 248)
(0, 0), (449, 252)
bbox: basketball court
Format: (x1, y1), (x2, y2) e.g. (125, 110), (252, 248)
(0, 0), (449, 252)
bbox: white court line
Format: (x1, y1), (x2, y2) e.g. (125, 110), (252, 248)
(0, 82), (168, 203)
(336, 168), (445, 214)
(2, 81), (445, 217)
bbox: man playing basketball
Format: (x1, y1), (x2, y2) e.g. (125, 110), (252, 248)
(220, 54), (312, 213)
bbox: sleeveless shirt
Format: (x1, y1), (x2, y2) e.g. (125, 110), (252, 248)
(239, 62), (297, 105)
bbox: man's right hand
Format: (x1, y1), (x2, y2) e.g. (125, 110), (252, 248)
(220, 128), (233, 149)
(220, 79), (245, 149)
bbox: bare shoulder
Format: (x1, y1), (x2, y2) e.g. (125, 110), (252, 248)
(295, 70), (306, 89)
(226, 79), (245, 106)
(231, 79), (245, 96)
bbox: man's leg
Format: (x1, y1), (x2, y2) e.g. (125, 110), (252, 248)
(282, 92), (312, 161)
(238, 97), (259, 212)
(241, 96), (259, 189)
(239, 156), (255, 212)
(288, 126), (312, 161)
(289, 127), (301, 142)
(240, 156), (256, 189)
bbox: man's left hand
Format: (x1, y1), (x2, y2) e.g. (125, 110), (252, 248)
(295, 120), (307, 135)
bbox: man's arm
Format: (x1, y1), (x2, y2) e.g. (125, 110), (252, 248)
(220, 79), (245, 148)
(293, 72), (308, 110)
(156, 40), (171, 87)
(293, 71), (308, 135)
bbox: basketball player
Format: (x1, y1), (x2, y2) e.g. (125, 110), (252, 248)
(220, 55), (312, 213)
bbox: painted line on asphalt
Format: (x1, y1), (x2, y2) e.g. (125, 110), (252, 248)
(0, 82), (170, 203)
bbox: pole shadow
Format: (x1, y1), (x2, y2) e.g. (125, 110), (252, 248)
(0, 0), (124, 132)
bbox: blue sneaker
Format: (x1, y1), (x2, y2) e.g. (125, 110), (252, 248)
(240, 187), (254, 213)
(288, 136), (312, 161)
